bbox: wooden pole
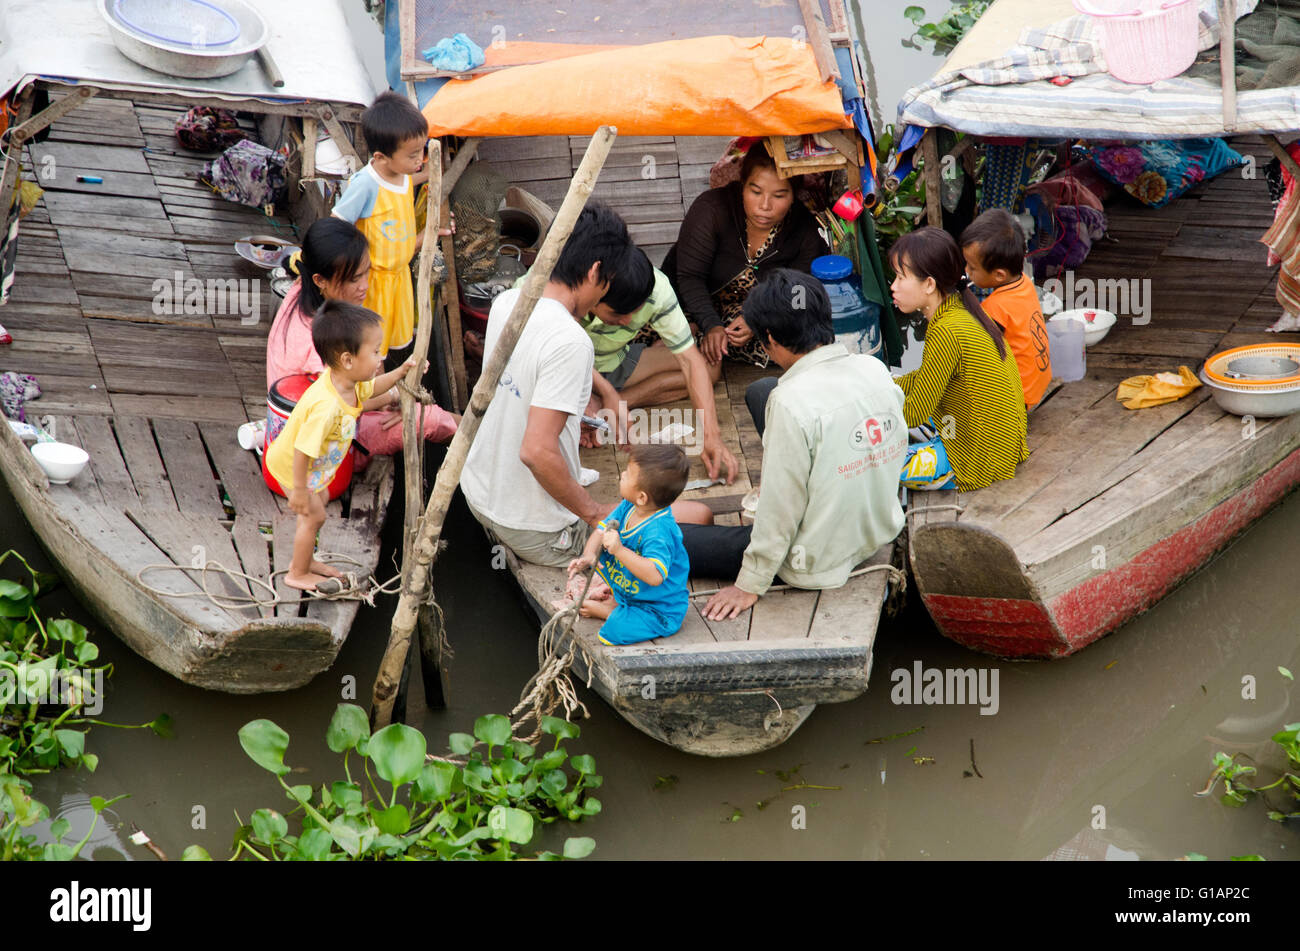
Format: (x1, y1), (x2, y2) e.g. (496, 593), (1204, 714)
(1263, 135), (1300, 183)
(401, 137), (443, 569)
(1218, 0), (1237, 132)
(369, 125), (619, 730)
(920, 128), (942, 227)
(797, 0), (841, 84)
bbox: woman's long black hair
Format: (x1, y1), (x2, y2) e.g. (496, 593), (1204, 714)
(273, 218), (370, 349)
(888, 226), (1007, 360)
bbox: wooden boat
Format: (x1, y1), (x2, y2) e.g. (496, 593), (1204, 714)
(0, 18), (390, 692)
(401, 0), (909, 753)
(496, 362), (902, 757)
(908, 133), (1300, 659)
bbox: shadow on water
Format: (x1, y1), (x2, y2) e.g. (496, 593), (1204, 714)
(7, 447), (1298, 860)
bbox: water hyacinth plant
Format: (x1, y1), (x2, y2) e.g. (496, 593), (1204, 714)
(199, 705), (600, 861)
(1, 550), (167, 860)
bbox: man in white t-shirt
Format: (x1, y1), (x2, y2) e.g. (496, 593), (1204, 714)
(461, 204), (632, 567)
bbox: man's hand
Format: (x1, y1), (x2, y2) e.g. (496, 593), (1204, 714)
(567, 555), (593, 578)
(700, 326), (728, 365)
(378, 409), (402, 431)
(702, 584), (758, 620)
(700, 434), (738, 484)
(724, 316), (753, 347)
(288, 487), (311, 517)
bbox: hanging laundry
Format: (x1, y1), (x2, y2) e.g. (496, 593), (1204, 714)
(978, 139), (1039, 214)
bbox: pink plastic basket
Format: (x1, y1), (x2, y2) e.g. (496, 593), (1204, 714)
(1073, 0), (1199, 84)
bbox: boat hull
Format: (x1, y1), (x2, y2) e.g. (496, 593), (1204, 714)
(911, 443), (1300, 659)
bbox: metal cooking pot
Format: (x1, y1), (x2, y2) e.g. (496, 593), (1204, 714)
(98, 0), (274, 81)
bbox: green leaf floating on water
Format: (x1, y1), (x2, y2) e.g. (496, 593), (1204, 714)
(238, 719), (292, 776)
(473, 714), (512, 748)
(488, 805), (534, 845)
(325, 703), (370, 753)
(448, 732), (475, 755)
(181, 845), (212, 861)
(1279, 666), (1294, 682)
(372, 803), (411, 836)
(563, 836), (595, 859)
(368, 723), (427, 788)
(540, 715), (580, 741)
(149, 714), (175, 739)
(251, 808), (288, 843)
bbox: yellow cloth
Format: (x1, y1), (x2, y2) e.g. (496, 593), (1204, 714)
(265, 370), (373, 492)
(1116, 366), (1201, 410)
(359, 177), (417, 355)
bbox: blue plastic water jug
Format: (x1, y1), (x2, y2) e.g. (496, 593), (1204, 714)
(811, 254), (883, 361)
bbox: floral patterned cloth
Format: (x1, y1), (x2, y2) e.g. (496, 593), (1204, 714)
(200, 140), (287, 209)
(1087, 139), (1243, 209)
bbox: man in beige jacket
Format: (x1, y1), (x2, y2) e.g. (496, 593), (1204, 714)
(680, 269), (908, 620)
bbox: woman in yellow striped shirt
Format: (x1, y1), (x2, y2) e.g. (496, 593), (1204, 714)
(889, 227), (1028, 491)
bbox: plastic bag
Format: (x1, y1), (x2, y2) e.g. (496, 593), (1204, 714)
(1116, 366), (1201, 410)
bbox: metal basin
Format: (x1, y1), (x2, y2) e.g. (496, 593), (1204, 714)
(1198, 370), (1300, 418)
(1222, 355), (1300, 380)
(98, 0), (268, 79)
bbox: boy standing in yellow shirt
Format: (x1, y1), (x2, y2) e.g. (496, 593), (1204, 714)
(265, 302), (419, 592)
(333, 92), (430, 365)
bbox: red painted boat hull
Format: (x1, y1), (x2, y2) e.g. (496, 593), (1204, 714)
(912, 445), (1300, 659)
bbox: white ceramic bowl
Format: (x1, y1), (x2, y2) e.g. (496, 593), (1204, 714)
(31, 442), (89, 484)
(1051, 308), (1117, 347)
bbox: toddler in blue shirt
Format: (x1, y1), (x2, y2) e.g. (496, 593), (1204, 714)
(568, 444), (691, 645)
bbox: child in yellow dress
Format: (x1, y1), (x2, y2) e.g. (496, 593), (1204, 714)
(265, 302), (420, 593)
(332, 92), (430, 365)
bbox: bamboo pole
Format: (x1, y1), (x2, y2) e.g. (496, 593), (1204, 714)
(401, 137), (443, 568)
(920, 128), (942, 227)
(1218, 0), (1237, 132)
(369, 125), (619, 729)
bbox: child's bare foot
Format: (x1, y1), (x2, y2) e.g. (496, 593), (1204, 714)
(285, 571), (333, 592)
(310, 560), (344, 580)
(578, 598), (614, 620)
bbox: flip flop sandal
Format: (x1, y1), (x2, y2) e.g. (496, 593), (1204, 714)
(312, 576), (351, 596)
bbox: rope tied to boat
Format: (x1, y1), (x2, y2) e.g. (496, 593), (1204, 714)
(135, 551), (403, 610)
(509, 567), (596, 743)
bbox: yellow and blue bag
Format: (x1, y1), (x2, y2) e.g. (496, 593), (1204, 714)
(900, 436), (955, 490)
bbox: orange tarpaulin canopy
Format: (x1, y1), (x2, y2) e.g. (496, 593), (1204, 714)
(421, 36), (851, 137)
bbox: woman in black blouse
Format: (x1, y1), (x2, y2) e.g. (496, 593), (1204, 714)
(662, 146), (828, 367)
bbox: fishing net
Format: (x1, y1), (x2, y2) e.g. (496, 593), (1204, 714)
(450, 163), (507, 284)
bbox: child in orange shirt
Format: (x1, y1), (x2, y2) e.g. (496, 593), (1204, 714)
(960, 210), (1051, 409)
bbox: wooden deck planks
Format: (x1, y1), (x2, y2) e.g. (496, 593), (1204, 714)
(70, 416), (140, 510)
(748, 588), (821, 642)
(150, 418), (226, 518)
(197, 422), (282, 523)
(113, 416), (178, 512)
(230, 517), (275, 619)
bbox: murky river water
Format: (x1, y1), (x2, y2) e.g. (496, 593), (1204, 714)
(5, 2), (1297, 864)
